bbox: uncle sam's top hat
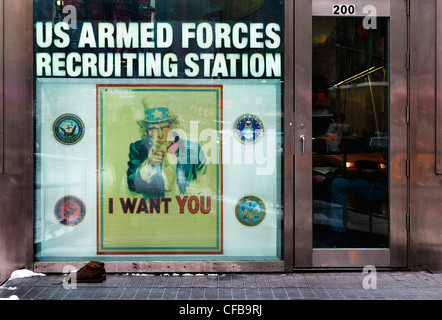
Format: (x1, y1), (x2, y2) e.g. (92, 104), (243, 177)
(137, 94), (178, 127)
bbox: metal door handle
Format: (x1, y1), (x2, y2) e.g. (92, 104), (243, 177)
(300, 135), (306, 154)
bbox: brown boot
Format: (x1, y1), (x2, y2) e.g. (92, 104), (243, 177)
(75, 261), (106, 283)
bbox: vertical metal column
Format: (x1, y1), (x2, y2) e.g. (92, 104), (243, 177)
(0, 0), (4, 174)
(283, 0), (295, 271)
(293, 0), (313, 268)
(0, 0), (34, 284)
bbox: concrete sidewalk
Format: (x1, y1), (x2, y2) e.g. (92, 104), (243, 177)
(1, 271), (441, 300)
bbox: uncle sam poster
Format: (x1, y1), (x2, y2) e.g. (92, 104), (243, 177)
(97, 84), (223, 254)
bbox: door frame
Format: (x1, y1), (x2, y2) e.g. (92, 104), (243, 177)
(290, 0), (409, 269)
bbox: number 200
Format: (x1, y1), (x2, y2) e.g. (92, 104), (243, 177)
(333, 4), (355, 15)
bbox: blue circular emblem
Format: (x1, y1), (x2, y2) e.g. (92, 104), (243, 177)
(53, 114), (85, 145)
(235, 196), (266, 227)
(54, 196), (86, 226)
(233, 114), (264, 144)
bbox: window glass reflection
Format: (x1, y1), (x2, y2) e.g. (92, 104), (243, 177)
(33, 0), (284, 261)
(312, 17), (389, 248)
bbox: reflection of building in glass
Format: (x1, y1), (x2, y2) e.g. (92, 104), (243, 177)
(312, 17), (389, 249)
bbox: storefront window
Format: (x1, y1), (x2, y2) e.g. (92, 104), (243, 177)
(34, 0), (284, 261)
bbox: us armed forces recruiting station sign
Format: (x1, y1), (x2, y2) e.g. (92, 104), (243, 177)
(97, 85), (223, 254)
(35, 21), (281, 79)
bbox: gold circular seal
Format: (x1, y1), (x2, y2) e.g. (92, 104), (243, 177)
(235, 196), (266, 227)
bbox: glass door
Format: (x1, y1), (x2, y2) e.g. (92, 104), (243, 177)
(294, 0), (408, 268)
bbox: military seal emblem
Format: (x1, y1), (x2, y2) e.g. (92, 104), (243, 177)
(235, 196), (266, 227)
(54, 196), (86, 226)
(233, 114), (264, 144)
(53, 113), (85, 145)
